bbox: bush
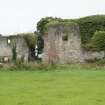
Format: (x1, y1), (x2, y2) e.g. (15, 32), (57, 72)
(77, 15), (105, 43)
(36, 15), (105, 51)
(37, 15), (105, 44)
(22, 33), (37, 49)
(82, 43), (100, 51)
(37, 17), (74, 35)
(97, 58), (105, 65)
(91, 31), (105, 51)
(12, 43), (17, 61)
(37, 17), (60, 35)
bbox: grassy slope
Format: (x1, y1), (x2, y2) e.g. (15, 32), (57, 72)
(0, 67), (105, 105)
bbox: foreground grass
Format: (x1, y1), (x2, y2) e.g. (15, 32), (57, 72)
(0, 65), (105, 105)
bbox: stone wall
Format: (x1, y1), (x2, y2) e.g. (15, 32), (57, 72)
(42, 24), (105, 64)
(0, 36), (29, 62)
(42, 24), (84, 64)
(0, 37), (12, 61)
(83, 51), (104, 61)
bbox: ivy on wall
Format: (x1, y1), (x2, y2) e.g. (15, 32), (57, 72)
(12, 43), (17, 61)
(37, 15), (105, 44)
(36, 15), (105, 51)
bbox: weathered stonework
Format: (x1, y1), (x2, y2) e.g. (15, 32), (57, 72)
(42, 24), (104, 64)
(0, 35), (29, 62)
(83, 51), (104, 61)
(42, 24), (84, 64)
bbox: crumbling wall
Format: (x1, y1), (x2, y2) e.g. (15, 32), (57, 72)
(42, 23), (105, 64)
(0, 36), (29, 62)
(0, 37), (12, 61)
(42, 24), (84, 64)
(83, 51), (104, 61)
(12, 37), (29, 62)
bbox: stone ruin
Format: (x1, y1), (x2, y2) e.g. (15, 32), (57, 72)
(0, 35), (29, 62)
(42, 23), (104, 64)
(0, 23), (104, 64)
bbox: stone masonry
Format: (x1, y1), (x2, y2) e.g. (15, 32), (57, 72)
(0, 35), (29, 62)
(42, 23), (84, 64)
(42, 23), (104, 64)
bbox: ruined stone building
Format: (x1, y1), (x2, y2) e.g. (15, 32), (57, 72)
(42, 23), (104, 64)
(0, 35), (29, 62)
(0, 21), (104, 64)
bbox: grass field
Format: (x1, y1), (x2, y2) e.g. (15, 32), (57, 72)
(0, 65), (105, 105)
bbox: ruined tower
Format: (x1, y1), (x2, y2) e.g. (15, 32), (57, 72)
(42, 22), (84, 64)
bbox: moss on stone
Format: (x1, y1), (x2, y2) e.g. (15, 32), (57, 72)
(46, 21), (77, 27)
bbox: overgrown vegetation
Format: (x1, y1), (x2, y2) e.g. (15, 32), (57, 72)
(17, 33), (37, 60)
(37, 17), (63, 35)
(37, 17), (76, 35)
(90, 31), (105, 56)
(0, 61), (105, 71)
(12, 43), (17, 61)
(36, 35), (44, 54)
(36, 15), (105, 51)
(20, 33), (37, 50)
(77, 15), (105, 44)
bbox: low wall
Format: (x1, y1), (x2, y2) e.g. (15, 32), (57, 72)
(83, 50), (104, 61)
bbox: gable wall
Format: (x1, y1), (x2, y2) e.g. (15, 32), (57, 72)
(0, 36), (29, 62)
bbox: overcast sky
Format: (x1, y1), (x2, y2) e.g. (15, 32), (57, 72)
(0, 0), (105, 35)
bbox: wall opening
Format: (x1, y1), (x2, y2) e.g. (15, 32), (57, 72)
(7, 39), (11, 44)
(62, 34), (68, 41)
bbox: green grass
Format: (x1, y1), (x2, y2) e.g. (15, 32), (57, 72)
(0, 66), (105, 105)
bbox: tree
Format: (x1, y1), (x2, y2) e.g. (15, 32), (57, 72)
(19, 33), (37, 60)
(36, 35), (44, 54)
(37, 17), (62, 35)
(12, 43), (17, 61)
(91, 31), (105, 57)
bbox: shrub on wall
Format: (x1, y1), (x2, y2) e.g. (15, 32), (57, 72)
(37, 15), (105, 43)
(16, 33), (37, 60)
(36, 15), (105, 51)
(37, 35), (44, 54)
(90, 31), (105, 57)
(12, 43), (17, 61)
(22, 33), (37, 49)
(37, 17), (73, 35)
(77, 15), (105, 44)
(83, 31), (105, 52)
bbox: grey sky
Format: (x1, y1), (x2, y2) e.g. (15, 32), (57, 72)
(0, 0), (105, 35)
